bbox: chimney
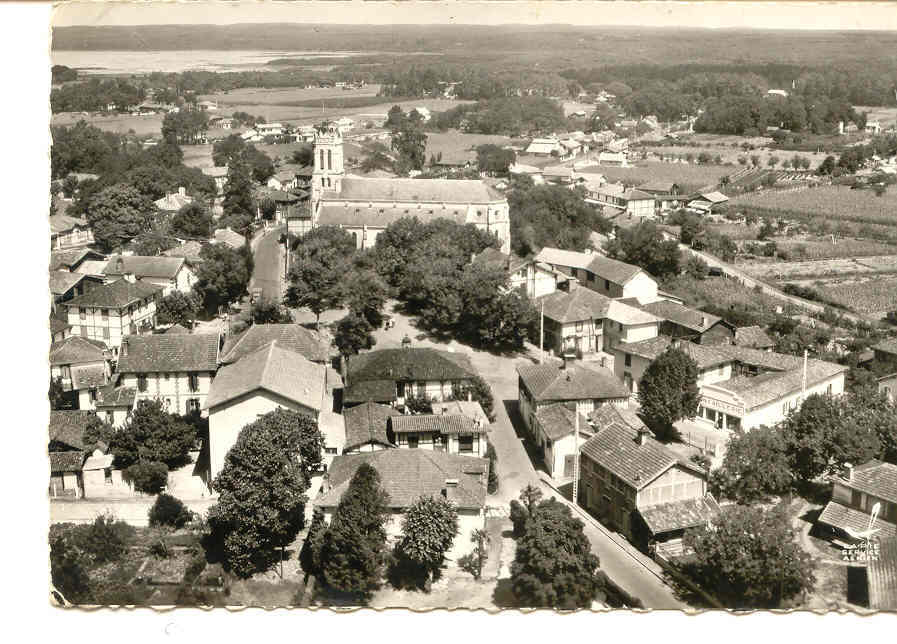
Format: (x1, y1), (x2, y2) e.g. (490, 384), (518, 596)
(699, 315), (706, 328)
(121, 338), (128, 357)
(636, 428), (651, 446)
(123, 271), (136, 284)
(843, 462), (854, 481)
(178, 186), (186, 197)
(443, 478), (459, 503)
(467, 390), (472, 402)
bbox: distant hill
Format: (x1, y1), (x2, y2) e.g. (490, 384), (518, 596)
(51, 24), (897, 68)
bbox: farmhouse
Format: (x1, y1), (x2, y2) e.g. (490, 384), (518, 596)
(308, 125), (511, 253)
(534, 247), (659, 304)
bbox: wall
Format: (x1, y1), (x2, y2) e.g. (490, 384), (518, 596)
(394, 432), (486, 458)
(209, 390), (319, 480)
(513, 263), (558, 299)
(697, 362), (732, 387)
(67, 298), (157, 355)
(620, 272), (659, 304)
(741, 372), (845, 430)
(614, 349), (651, 397)
(636, 465), (706, 509)
(97, 406), (131, 428)
(49, 472), (82, 498)
(627, 199), (655, 219)
(579, 455), (638, 539)
(122, 370), (214, 416)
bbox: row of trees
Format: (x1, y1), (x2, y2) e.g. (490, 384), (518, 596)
(51, 78), (146, 113)
(431, 96), (567, 136)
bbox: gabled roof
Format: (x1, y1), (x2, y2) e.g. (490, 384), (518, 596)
(103, 255), (185, 280)
(95, 384), (137, 409)
(581, 420), (705, 491)
(63, 279), (161, 309)
(873, 338), (897, 356)
(345, 348), (477, 404)
(49, 271), (93, 296)
(621, 189), (654, 201)
(588, 403), (649, 433)
(318, 204), (469, 229)
(734, 325), (776, 349)
(538, 287), (659, 326)
(390, 413), (486, 435)
(50, 317), (71, 336)
(49, 410), (93, 451)
(868, 537), (897, 610)
(163, 241), (205, 262)
(153, 192), (193, 211)
(696, 191), (729, 204)
(117, 333), (219, 374)
(214, 227), (246, 249)
(49, 336), (108, 366)
(50, 248), (104, 272)
(205, 341), (325, 412)
(534, 403), (591, 441)
(841, 460), (897, 504)
(71, 364), (108, 390)
(615, 336), (732, 370)
(330, 177), (505, 204)
(641, 300), (728, 334)
(517, 360), (629, 402)
(639, 495), (719, 536)
(49, 214), (90, 235)
(342, 401), (399, 451)
(639, 181), (678, 194)
(315, 450), (488, 511)
(534, 247), (645, 287)
(220, 323), (330, 365)
(50, 451), (86, 473)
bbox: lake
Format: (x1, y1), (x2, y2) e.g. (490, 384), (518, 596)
(51, 50), (365, 75)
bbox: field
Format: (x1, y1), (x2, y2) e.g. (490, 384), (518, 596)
(578, 161), (732, 193)
(425, 130), (513, 161)
(805, 275), (897, 316)
(730, 185), (897, 226)
(740, 254), (897, 281)
(198, 85), (381, 105)
(855, 106), (897, 129)
(639, 142), (830, 168)
(663, 275), (796, 325)
(52, 111), (164, 137)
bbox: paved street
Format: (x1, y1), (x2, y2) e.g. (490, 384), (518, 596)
(250, 225), (286, 302)
(369, 302), (690, 609)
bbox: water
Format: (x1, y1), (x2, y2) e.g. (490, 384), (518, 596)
(51, 50), (364, 75)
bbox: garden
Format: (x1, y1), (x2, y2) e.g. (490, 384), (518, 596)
(808, 275), (897, 317)
(730, 185), (897, 228)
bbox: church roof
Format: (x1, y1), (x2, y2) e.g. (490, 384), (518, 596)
(326, 177), (505, 205)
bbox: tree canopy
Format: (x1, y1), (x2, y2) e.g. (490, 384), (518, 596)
(156, 291), (201, 329)
(170, 202), (213, 239)
(194, 243), (252, 312)
(605, 221), (681, 281)
(109, 399), (196, 469)
(637, 346), (700, 440)
(84, 184), (156, 253)
(391, 496), (459, 589)
(711, 425), (792, 503)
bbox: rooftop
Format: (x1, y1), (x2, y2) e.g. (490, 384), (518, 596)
(517, 360), (629, 402)
(49, 213), (89, 235)
(103, 255), (185, 280)
(50, 248), (104, 272)
(326, 177), (505, 205)
(154, 191), (193, 211)
(71, 364), (108, 390)
(841, 460), (897, 505)
(639, 495), (720, 536)
(205, 341), (325, 412)
(538, 286), (660, 326)
(873, 338), (897, 356)
(345, 348), (477, 404)
(315, 450), (488, 511)
(534, 403), (591, 441)
(49, 335), (108, 366)
(534, 247), (645, 286)
(49, 410), (94, 452)
(63, 279), (161, 309)
(734, 325), (776, 349)
(868, 537), (897, 610)
(213, 227), (246, 249)
(390, 413), (486, 435)
(220, 323), (330, 365)
(117, 333), (219, 374)
(95, 384), (137, 409)
(641, 300), (726, 334)
(587, 403), (649, 433)
(49, 271), (94, 296)
(342, 401), (399, 451)
(50, 450), (86, 474)
(615, 336), (732, 370)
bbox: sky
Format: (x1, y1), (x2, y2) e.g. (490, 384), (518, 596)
(52, 1), (897, 31)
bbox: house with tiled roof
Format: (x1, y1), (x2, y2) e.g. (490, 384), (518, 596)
(206, 341), (329, 478)
(62, 278), (161, 357)
(531, 402), (594, 478)
(687, 191), (729, 214)
(872, 338), (897, 370)
(734, 325), (776, 351)
(591, 185), (656, 219)
(103, 255), (196, 296)
(50, 316), (72, 343)
(48, 411), (96, 498)
(315, 449), (489, 558)
(50, 213), (94, 250)
(153, 187), (194, 212)
(163, 240), (205, 266)
(534, 247), (659, 304)
(868, 536), (897, 610)
(388, 412), (489, 458)
(49, 271), (103, 312)
(213, 227), (246, 249)
(50, 248), (105, 273)
(639, 300), (736, 346)
(49, 336), (111, 411)
(472, 247), (560, 299)
(219, 323), (330, 365)
(344, 347), (478, 409)
(517, 357), (629, 437)
(817, 461), (897, 545)
(117, 332), (220, 416)
(94, 380), (137, 428)
(579, 418), (716, 551)
(341, 401), (399, 453)
(536, 283), (661, 357)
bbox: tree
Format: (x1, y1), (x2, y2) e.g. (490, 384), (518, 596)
(170, 202), (213, 239)
(360, 141), (395, 173)
(683, 505), (816, 608)
(290, 144), (314, 167)
(84, 184), (156, 252)
(391, 111), (427, 174)
(509, 184), (610, 257)
(391, 496), (459, 588)
(519, 484), (543, 517)
(320, 463), (391, 598)
(110, 400), (196, 469)
(605, 221), (681, 281)
(750, 154), (761, 167)
(476, 144), (516, 174)
(250, 297), (293, 324)
(711, 426), (792, 503)
(124, 461), (169, 494)
(299, 507), (327, 579)
(207, 409), (309, 578)
(50, 529), (93, 604)
(637, 347), (700, 440)
(344, 270), (389, 329)
(221, 153), (255, 235)
(458, 528), (491, 580)
(510, 498), (603, 609)
(679, 214), (704, 246)
(49, 376), (70, 410)
(684, 254), (709, 280)
(194, 243), (251, 312)
(767, 155), (780, 168)
(162, 109), (208, 145)
(148, 493), (193, 528)
(156, 291), (200, 328)
(780, 393), (848, 483)
(81, 414), (115, 448)
(333, 312), (376, 358)
(285, 254), (345, 329)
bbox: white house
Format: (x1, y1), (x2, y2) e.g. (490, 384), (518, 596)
(49, 336), (111, 411)
(534, 247), (659, 304)
(102, 255), (197, 296)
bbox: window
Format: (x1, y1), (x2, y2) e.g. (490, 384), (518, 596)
(407, 434), (419, 449)
(80, 326), (88, 338)
(186, 398), (200, 414)
(325, 447), (338, 455)
(79, 308), (86, 320)
(103, 327), (110, 340)
(188, 373), (200, 392)
(164, 373), (170, 381)
(604, 279), (610, 290)
(458, 435), (474, 453)
(624, 354), (631, 367)
(588, 272), (595, 282)
(106, 411), (114, 425)
(416, 381), (426, 396)
(718, 364), (724, 375)
(61, 365), (71, 380)
(827, 383), (832, 395)
(575, 321), (583, 332)
(618, 322), (623, 332)
(319, 149), (325, 169)
(327, 149), (332, 170)
(137, 374), (148, 393)
(104, 468), (113, 485)
(397, 382), (406, 397)
(101, 308), (108, 320)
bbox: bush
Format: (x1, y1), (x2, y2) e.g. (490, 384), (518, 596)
(485, 443), (499, 494)
(509, 500), (528, 538)
(125, 461), (169, 494)
(148, 493), (193, 529)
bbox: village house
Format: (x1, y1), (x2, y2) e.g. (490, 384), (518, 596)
(591, 185), (656, 218)
(310, 124), (511, 254)
(62, 279), (161, 357)
(102, 255), (197, 296)
(340, 401), (399, 454)
(268, 168), (300, 191)
(94, 381), (137, 427)
(201, 166), (228, 194)
(219, 323), (331, 366)
(388, 411), (489, 457)
(634, 299), (736, 345)
(50, 271), (103, 313)
(872, 338), (897, 371)
(205, 341), (329, 479)
(525, 137), (563, 157)
(116, 333), (220, 416)
(213, 227), (246, 249)
(878, 372), (897, 403)
(50, 248), (106, 273)
(153, 187), (193, 212)
(50, 213), (94, 250)
(343, 347), (478, 409)
(817, 460), (897, 543)
(597, 150), (628, 167)
(734, 325), (776, 351)
(687, 191), (729, 214)
(579, 417), (717, 553)
(537, 284), (661, 358)
(48, 411), (95, 499)
(315, 450), (489, 559)
(256, 122), (284, 138)
(470, 247), (560, 299)
(50, 316), (73, 343)
(163, 240), (205, 267)
(531, 403), (593, 479)
(534, 247), (659, 304)
(543, 165), (576, 185)
(517, 356), (630, 437)
(49, 335), (111, 411)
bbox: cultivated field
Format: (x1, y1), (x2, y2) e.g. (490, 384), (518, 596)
(730, 185), (897, 226)
(52, 111), (164, 137)
(578, 161), (732, 192)
(640, 144), (830, 168)
(739, 254), (897, 281)
(425, 130), (513, 160)
(198, 85), (382, 105)
(809, 275), (897, 316)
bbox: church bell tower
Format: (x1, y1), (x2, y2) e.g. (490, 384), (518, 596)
(311, 122), (344, 204)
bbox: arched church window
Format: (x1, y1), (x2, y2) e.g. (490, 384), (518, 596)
(327, 149), (332, 170)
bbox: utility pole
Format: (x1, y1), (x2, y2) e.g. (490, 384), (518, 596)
(539, 299), (544, 364)
(572, 408), (580, 508)
(801, 349), (808, 402)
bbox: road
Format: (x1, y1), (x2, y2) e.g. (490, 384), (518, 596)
(369, 303), (690, 609)
(250, 225), (286, 302)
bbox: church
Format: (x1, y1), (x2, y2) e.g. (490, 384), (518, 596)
(287, 123), (511, 254)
